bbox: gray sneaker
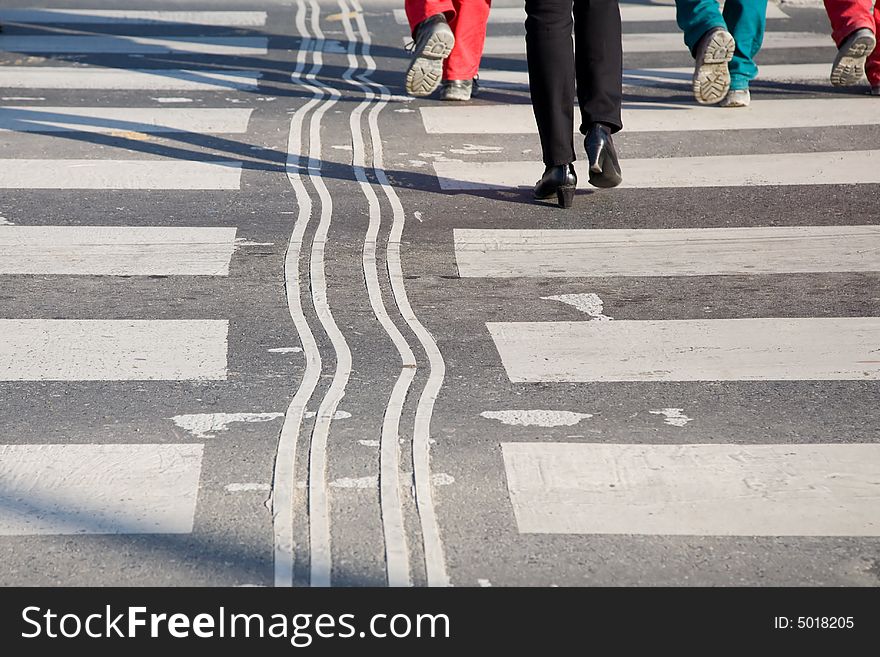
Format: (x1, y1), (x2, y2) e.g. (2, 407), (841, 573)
(692, 27), (736, 105)
(831, 28), (876, 86)
(719, 88), (750, 107)
(440, 78), (477, 101)
(404, 14), (455, 97)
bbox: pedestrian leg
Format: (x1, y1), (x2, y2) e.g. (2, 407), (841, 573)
(525, 0), (576, 167)
(866, 3), (880, 92)
(824, 0), (877, 87)
(675, 0), (735, 104)
(404, 0), (458, 96)
(440, 0), (492, 100)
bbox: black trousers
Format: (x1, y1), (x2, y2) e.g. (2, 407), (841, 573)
(525, 0), (623, 166)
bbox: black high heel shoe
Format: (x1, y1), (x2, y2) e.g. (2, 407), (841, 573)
(584, 123), (622, 188)
(533, 163), (577, 208)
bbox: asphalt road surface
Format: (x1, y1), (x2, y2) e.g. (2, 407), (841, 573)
(0, 0), (878, 587)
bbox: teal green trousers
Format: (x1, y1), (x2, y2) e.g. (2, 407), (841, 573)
(675, 0), (769, 89)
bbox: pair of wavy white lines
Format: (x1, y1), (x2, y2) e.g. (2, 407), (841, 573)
(272, 0), (448, 587)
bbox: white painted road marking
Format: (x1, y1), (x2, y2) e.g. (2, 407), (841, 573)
(0, 68), (261, 91)
(502, 442), (880, 536)
(0, 10), (268, 26)
(454, 226), (880, 277)
(0, 319), (228, 381)
(0, 226), (237, 275)
(420, 98), (880, 134)
(394, 5), (788, 24)
(541, 293), (612, 320)
(476, 32), (827, 55)
(481, 410), (593, 427)
(0, 36), (268, 55)
(0, 160), (243, 189)
(479, 64), (845, 90)
(0, 444), (203, 535)
(650, 408), (693, 427)
(435, 151), (880, 190)
(488, 318), (880, 382)
(0, 107), (253, 133)
(171, 413), (285, 439)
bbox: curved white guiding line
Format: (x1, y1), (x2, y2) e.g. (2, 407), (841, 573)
(351, 0), (450, 587)
(340, 0), (415, 588)
(304, 0), (353, 588)
(272, 0), (324, 588)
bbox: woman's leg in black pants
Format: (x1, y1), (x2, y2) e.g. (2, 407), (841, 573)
(574, 0), (623, 134)
(525, 0), (576, 167)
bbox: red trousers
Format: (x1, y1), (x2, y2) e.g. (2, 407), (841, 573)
(824, 0), (880, 85)
(405, 0), (492, 80)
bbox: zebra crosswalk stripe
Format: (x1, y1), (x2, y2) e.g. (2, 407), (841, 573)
(0, 36), (268, 55)
(420, 98), (878, 134)
(479, 64), (851, 90)
(394, 5), (789, 25)
(0, 226), (238, 275)
(0, 9), (268, 26)
(0, 107), (253, 133)
(434, 150), (880, 190)
(0, 319), (228, 381)
(0, 160), (243, 190)
(453, 226), (880, 278)
(0, 68), (262, 91)
(459, 31), (829, 55)
(0, 444), (204, 535)
(487, 318), (880, 382)
(502, 442), (880, 535)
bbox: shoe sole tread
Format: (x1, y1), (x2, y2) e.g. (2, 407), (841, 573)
(693, 30), (735, 105)
(831, 31), (876, 86)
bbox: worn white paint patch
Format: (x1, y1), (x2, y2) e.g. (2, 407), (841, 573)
(481, 410), (593, 427)
(151, 97), (193, 103)
(502, 442), (880, 535)
(358, 440), (380, 448)
(234, 237), (273, 247)
(650, 408), (693, 427)
(414, 211), (423, 222)
(268, 347), (302, 353)
(0, 444), (203, 535)
(542, 294), (612, 320)
(225, 483), (271, 492)
(449, 144), (504, 155)
(1, 96), (45, 101)
(0, 216), (12, 226)
(489, 318), (880, 382)
(303, 410), (351, 420)
(409, 160), (427, 168)
(1, 319), (227, 381)
(478, 579), (492, 587)
(432, 473), (455, 486)
(329, 476), (377, 489)
(331, 144), (353, 151)
(171, 412), (284, 439)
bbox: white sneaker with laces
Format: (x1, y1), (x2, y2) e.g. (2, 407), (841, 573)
(719, 88), (750, 107)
